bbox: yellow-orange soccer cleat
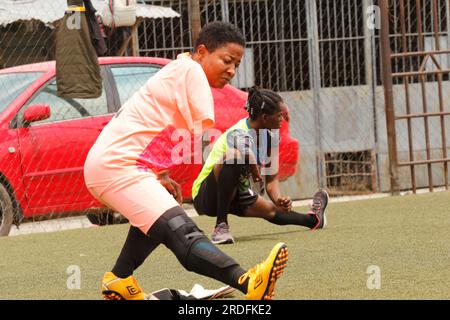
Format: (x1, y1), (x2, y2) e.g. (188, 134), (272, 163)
(101, 271), (146, 300)
(239, 242), (288, 300)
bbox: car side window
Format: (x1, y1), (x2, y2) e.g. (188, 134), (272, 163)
(25, 80), (108, 125)
(110, 66), (160, 105)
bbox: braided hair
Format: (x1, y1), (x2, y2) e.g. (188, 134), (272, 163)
(245, 86), (283, 120)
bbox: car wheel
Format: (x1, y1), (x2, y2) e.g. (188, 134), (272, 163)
(0, 183), (14, 237)
(86, 212), (128, 226)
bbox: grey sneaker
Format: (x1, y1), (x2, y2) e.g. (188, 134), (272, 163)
(211, 222), (235, 244)
(309, 189), (329, 230)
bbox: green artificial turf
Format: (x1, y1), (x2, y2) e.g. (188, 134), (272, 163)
(1, 191), (449, 300)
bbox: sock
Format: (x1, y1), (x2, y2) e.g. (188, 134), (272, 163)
(269, 210), (318, 229)
(111, 226), (160, 278)
(216, 163), (245, 225)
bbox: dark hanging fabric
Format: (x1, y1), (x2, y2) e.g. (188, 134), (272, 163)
(67, 0), (83, 5)
(83, 0), (108, 56)
(55, 0), (102, 98)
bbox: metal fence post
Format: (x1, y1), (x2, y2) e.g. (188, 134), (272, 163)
(306, 0), (326, 189)
(364, 0), (381, 192)
(221, 0), (229, 22)
(379, 0), (400, 195)
(189, 0), (201, 45)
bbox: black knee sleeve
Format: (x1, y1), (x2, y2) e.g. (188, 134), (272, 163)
(151, 207), (245, 291)
(156, 206), (202, 267)
(156, 207), (238, 271)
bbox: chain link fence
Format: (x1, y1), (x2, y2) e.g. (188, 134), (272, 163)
(143, 0), (381, 197)
(1, 0), (449, 236)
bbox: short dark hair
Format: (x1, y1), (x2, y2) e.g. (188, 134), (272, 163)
(245, 86), (283, 120)
(194, 21), (245, 53)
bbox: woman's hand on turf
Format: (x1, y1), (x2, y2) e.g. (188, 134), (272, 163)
(157, 171), (183, 205)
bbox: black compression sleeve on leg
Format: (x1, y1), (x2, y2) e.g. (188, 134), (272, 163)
(186, 240), (248, 293)
(112, 225), (161, 278)
(155, 206), (248, 294)
(269, 210), (318, 229)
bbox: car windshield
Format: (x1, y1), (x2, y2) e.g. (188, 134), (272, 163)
(0, 72), (43, 113)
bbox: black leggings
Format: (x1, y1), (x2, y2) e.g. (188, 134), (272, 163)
(194, 164), (318, 229)
(194, 163), (258, 221)
(111, 206), (248, 293)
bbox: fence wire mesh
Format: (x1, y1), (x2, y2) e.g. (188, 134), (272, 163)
(0, 0), (449, 236)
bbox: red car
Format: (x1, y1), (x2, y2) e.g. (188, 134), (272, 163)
(0, 57), (298, 236)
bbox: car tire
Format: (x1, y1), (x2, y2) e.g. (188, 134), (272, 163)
(86, 212), (128, 226)
(0, 183), (14, 237)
